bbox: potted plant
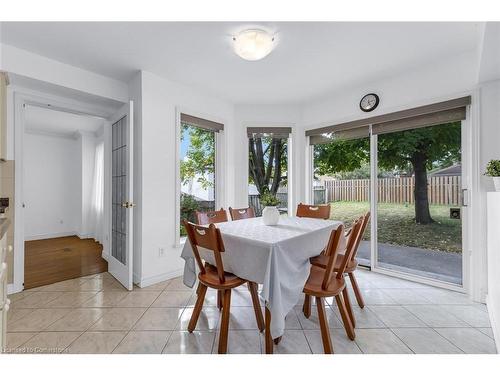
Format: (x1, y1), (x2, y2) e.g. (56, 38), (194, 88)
(485, 160), (500, 192)
(260, 192), (281, 226)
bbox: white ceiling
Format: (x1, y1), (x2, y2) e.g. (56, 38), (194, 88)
(1, 22), (481, 104)
(25, 105), (104, 136)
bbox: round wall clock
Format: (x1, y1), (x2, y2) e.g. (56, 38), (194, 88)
(360, 93), (380, 112)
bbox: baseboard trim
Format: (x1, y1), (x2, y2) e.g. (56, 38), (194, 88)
(7, 283), (23, 294)
(101, 251), (110, 261)
(136, 268), (184, 289)
(25, 231), (78, 241)
(486, 294), (500, 353)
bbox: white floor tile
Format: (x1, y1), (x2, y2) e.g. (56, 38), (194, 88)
(439, 305), (491, 327)
(434, 328), (497, 354)
(403, 305), (469, 327)
(163, 331), (215, 354)
(369, 306), (426, 328)
(113, 331), (171, 354)
(354, 329), (413, 354)
(392, 328), (462, 354)
(303, 329), (362, 354)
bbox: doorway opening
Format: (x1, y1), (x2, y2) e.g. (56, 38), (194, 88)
(23, 105), (107, 289)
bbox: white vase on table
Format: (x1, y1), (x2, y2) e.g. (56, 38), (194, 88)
(494, 177), (500, 192)
(262, 206), (280, 226)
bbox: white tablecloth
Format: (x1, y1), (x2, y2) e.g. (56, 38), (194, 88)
(180, 216), (342, 339)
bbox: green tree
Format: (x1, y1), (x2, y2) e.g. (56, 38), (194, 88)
(248, 136), (287, 195)
(180, 124), (215, 189)
(314, 122), (461, 224)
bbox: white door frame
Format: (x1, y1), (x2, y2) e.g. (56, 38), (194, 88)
(10, 89), (124, 294)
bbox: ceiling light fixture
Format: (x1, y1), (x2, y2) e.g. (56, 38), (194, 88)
(232, 29), (275, 61)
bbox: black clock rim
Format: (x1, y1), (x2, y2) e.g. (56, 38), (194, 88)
(360, 93), (379, 112)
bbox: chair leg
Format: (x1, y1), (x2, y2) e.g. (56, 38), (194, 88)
(217, 290), (223, 311)
(316, 296), (333, 354)
(348, 272), (365, 308)
(335, 294), (355, 341)
(188, 284), (207, 333)
(342, 287), (356, 328)
(303, 294), (311, 318)
(218, 289), (232, 354)
(265, 306), (273, 354)
(248, 282), (265, 332)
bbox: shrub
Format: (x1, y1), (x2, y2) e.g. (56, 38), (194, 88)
(180, 193), (199, 236)
(485, 160), (500, 177)
(260, 192), (281, 207)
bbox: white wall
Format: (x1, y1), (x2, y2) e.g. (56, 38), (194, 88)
(0, 44), (128, 103)
(487, 192), (500, 352)
(478, 22), (500, 349)
(133, 70), (234, 286)
(77, 131), (97, 238)
(24, 132), (80, 239)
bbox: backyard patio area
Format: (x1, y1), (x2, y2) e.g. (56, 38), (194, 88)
(329, 201), (463, 284)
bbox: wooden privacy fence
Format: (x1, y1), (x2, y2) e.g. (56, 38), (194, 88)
(323, 176), (462, 205)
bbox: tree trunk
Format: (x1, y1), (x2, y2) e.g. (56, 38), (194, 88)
(270, 138), (282, 194)
(411, 153), (433, 224)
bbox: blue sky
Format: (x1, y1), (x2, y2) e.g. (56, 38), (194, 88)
(180, 130), (190, 159)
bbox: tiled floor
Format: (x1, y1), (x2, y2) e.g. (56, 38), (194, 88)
(4, 269), (497, 354)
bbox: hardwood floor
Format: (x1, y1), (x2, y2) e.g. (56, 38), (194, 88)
(24, 236), (108, 289)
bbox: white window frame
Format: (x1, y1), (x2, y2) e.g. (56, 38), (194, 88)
(245, 123), (295, 217)
(174, 107), (226, 247)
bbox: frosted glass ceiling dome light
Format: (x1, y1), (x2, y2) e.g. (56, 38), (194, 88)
(233, 29), (275, 61)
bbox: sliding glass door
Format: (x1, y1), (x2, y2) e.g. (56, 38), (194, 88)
(311, 128), (371, 267)
(374, 121), (464, 285)
(307, 97), (470, 288)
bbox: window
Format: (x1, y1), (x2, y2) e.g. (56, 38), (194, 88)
(247, 127), (291, 216)
(178, 113), (223, 238)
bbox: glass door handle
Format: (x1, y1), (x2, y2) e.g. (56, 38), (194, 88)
(461, 189), (468, 207)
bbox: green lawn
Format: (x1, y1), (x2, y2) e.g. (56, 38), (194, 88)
(329, 201), (462, 253)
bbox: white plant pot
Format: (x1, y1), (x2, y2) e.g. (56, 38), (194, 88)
(493, 177), (500, 192)
(262, 206), (280, 226)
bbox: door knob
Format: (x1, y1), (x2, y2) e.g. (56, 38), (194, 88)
(121, 202), (136, 208)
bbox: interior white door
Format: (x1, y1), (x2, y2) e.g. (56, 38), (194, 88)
(106, 101), (134, 290)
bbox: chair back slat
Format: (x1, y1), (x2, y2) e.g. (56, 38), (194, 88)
(229, 207), (255, 221)
(183, 220), (226, 283)
(336, 218), (364, 277)
(350, 211), (370, 260)
(321, 224), (344, 290)
(196, 208), (228, 225)
(296, 203), (331, 219)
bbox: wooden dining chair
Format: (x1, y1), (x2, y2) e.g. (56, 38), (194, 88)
(296, 203), (331, 219)
(195, 208), (228, 225)
(302, 223), (356, 353)
(183, 220), (265, 354)
(228, 206), (255, 221)
(304, 212), (370, 316)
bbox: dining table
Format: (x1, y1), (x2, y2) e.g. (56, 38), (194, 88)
(181, 215), (343, 353)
